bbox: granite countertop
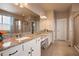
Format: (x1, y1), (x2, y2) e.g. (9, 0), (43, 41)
(0, 30), (52, 52)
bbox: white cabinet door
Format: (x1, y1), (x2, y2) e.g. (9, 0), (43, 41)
(22, 39), (37, 56)
(35, 37), (41, 56)
(29, 39), (38, 56)
(23, 42), (32, 56)
(2, 44), (23, 56)
(30, 37), (41, 56)
(48, 32), (53, 45)
(23, 37), (41, 56)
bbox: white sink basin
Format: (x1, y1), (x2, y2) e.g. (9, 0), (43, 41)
(3, 42), (12, 48)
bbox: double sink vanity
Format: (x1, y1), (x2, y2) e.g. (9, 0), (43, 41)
(0, 30), (53, 56)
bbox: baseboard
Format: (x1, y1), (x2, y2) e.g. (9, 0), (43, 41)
(74, 45), (79, 53)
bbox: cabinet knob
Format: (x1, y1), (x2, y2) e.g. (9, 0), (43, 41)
(32, 49), (34, 52)
(28, 52), (31, 54)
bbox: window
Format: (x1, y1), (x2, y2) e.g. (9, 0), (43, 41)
(0, 15), (13, 31)
(3, 16), (11, 25)
(0, 15), (2, 23)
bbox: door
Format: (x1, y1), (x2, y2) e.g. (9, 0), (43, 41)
(56, 19), (67, 40)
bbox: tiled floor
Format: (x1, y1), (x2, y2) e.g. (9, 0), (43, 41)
(41, 40), (79, 56)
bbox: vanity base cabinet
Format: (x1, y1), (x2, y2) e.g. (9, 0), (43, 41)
(0, 36), (42, 56)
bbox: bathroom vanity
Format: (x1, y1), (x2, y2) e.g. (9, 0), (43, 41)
(0, 31), (53, 56)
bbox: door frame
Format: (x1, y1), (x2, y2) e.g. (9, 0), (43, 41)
(73, 13), (79, 46)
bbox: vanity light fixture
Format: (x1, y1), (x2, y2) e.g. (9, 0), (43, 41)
(14, 3), (28, 8)
(40, 16), (47, 20)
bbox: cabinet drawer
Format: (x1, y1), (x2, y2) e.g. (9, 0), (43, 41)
(0, 51), (4, 56)
(1, 45), (23, 56)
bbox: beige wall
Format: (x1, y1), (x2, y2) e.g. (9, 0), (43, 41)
(39, 11), (55, 31)
(72, 4), (79, 12)
(39, 11), (55, 41)
(55, 11), (69, 19)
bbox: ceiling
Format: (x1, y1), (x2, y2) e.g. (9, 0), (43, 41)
(0, 3), (38, 17)
(30, 3), (72, 12)
(0, 3), (72, 17)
